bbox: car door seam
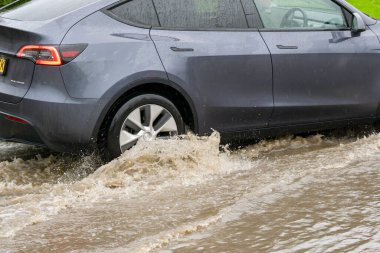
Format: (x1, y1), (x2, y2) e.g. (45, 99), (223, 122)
(149, 28), (169, 80)
(258, 30), (275, 127)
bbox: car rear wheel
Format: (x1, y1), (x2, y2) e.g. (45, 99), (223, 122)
(102, 94), (185, 160)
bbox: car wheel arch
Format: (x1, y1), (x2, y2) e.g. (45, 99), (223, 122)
(93, 79), (199, 148)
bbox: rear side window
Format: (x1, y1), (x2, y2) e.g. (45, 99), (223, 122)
(153, 0), (248, 29)
(109, 0), (159, 27)
(0, 0), (99, 21)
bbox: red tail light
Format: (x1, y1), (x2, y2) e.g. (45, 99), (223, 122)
(17, 45), (62, 66)
(59, 44), (88, 64)
(17, 44), (87, 66)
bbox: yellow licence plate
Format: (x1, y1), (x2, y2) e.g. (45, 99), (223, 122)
(0, 57), (8, 76)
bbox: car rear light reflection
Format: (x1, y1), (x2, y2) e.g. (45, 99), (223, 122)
(17, 44), (87, 66)
(4, 115), (29, 125)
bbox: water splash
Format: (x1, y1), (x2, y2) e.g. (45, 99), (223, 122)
(0, 132), (379, 253)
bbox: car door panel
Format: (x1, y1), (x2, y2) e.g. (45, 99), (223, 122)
(151, 30), (273, 134)
(262, 29), (380, 126)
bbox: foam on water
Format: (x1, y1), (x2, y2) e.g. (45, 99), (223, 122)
(0, 131), (379, 252)
(1, 132), (234, 238)
(97, 133), (380, 253)
(89, 132), (223, 188)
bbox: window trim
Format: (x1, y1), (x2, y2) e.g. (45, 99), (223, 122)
(151, 26), (259, 32)
(102, 0), (153, 29)
(104, 0), (261, 31)
(253, 0), (355, 32)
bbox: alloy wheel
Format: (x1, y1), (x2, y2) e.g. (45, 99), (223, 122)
(119, 104), (178, 152)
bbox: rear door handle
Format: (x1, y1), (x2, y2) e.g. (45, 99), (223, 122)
(170, 47), (194, 52)
(277, 45), (298, 50)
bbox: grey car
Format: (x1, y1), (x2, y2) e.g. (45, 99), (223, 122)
(0, 0), (380, 160)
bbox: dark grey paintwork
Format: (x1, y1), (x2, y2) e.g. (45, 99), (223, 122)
(150, 29), (273, 133)
(0, 0), (380, 152)
(262, 29), (380, 126)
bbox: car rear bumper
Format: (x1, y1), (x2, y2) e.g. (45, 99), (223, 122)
(0, 98), (105, 153)
(0, 112), (44, 146)
(0, 98), (102, 153)
(0, 66), (107, 153)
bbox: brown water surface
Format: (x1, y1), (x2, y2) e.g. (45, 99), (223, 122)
(0, 132), (379, 252)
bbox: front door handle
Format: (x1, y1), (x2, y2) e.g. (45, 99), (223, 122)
(170, 47), (194, 52)
(277, 45), (298, 49)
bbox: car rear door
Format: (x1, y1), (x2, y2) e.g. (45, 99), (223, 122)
(150, 0), (273, 135)
(254, 0), (380, 126)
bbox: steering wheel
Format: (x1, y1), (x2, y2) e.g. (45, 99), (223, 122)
(280, 8), (308, 28)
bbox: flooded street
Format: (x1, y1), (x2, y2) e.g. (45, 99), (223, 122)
(0, 132), (379, 253)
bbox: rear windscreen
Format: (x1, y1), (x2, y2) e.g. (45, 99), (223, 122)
(0, 0), (100, 21)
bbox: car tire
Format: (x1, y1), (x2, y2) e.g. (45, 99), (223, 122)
(100, 94), (185, 161)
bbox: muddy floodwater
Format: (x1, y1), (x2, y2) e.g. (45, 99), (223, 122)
(0, 132), (379, 253)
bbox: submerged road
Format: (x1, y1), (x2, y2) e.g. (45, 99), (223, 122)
(0, 132), (379, 252)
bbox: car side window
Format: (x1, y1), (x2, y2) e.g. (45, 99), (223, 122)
(152, 0), (248, 29)
(253, 0), (349, 30)
(108, 0), (159, 27)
